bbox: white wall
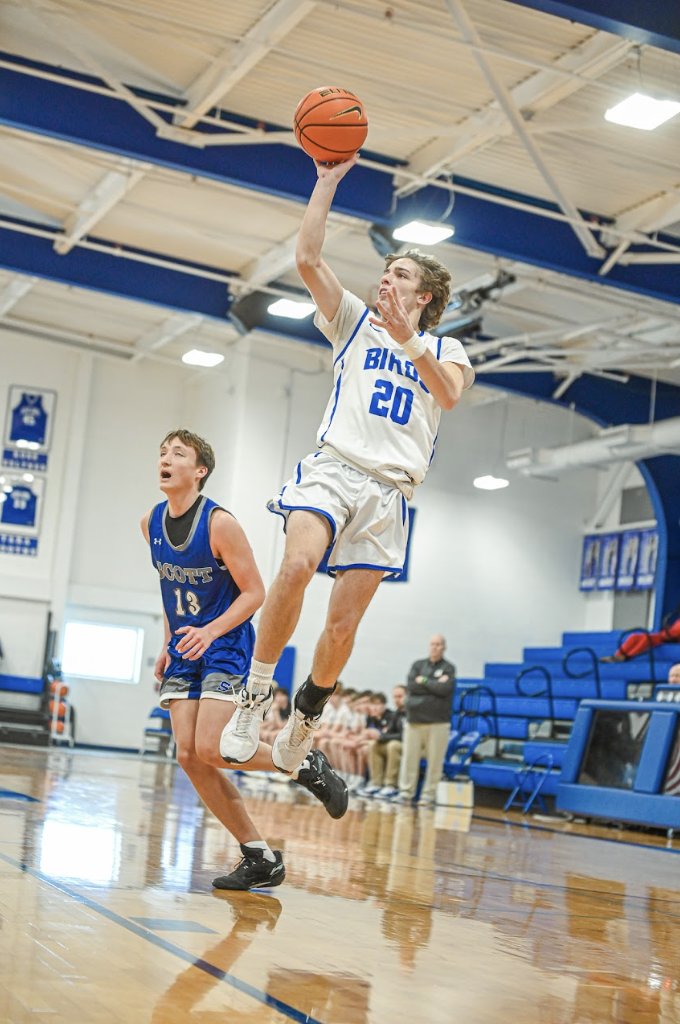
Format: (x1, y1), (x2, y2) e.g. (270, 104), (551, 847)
(0, 330), (84, 680)
(1, 327), (625, 745)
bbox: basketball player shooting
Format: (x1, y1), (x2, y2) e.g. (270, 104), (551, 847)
(220, 154), (475, 775)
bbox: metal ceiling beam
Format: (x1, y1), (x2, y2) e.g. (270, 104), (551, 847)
(599, 188), (680, 275)
(54, 160), (150, 255)
(443, 0), (603, 257)
(177, 0), (316, 130)
(130, 312), (202, 363)
(2, 56), (680, 309)
(498, 0), (680, 57)
(403, 31), (632, 186)
(0, 219), (232, 320)
(235, 219), (353, 295)
(0, 276), (36, 316)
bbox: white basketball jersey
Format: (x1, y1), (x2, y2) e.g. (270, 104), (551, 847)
(314, 290), (474, 497)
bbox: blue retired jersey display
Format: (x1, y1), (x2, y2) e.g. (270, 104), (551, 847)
(149, 496), (254, 671)
(10, 393), (47, 445)
(1, 485), (37, 527)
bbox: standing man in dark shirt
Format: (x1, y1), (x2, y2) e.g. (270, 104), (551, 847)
(396, 635), (456, 806)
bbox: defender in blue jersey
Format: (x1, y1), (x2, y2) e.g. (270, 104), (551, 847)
(222, 153), (474, 778)
(142, 429), (348, 891)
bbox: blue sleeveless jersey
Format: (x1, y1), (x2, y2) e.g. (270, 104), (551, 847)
(10, 393), (47, 445)
(149, 496), (253, 662)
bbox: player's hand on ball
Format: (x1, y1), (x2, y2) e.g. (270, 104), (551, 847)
(313, 152), (358, 181)
(175, 625), (216, 660)
(369, 285), (413, 345)
(155, 650), (170, 683)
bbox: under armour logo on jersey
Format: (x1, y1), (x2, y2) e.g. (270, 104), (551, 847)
(153, 538), (162, 545)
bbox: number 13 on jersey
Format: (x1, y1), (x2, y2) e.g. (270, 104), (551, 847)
(174, 588), (201, 616)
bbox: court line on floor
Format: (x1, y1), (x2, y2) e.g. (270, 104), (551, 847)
(0, 849), (321, 1024)
(471, 811), (680, 854)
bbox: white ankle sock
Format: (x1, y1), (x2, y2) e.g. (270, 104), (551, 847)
(247, 659), (276, 694)
(244, 840), (276, 863)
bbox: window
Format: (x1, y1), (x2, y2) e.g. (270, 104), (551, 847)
(61, 621), (144, 683)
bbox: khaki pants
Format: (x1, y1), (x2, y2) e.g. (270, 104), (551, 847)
(398, 722), (450, 802)
(368, 739), (402, 788)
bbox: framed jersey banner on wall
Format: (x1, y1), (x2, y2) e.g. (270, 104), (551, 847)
(596, 533), (620, 590)
(616, 530), (640, 590)
(579, 535), (600, 591)
(635, 528), (658, 590)
(2, 385), (57, 472)
(0, 473), (45, 557)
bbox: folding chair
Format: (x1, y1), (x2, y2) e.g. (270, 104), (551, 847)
(504, 753), (555, 814)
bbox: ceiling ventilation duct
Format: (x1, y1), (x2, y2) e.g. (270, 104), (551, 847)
(507, 417), (680, 478)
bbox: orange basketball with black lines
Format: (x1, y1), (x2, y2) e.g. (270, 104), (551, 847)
(294, 87), (368, 163)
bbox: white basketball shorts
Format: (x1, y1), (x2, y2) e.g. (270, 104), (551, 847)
(267, 451), (410, 578)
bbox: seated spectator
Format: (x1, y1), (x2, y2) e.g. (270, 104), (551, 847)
(315, 684), (352, 760)
(331, 690), (374, 788)
(362, 685), (406, 798)
(669, 663), (680, 686)
(352, 693), (390, 787)
(601, 607), (680, 662)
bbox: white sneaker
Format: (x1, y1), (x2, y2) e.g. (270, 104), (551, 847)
(359, 784), (382, 797)
(376, 786), (398, 799)
(271, 703), (321, 774)
(219, 685), (273, 764)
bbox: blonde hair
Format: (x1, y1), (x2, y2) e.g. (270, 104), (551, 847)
(385, 249), (452, 331)
(160, 429), (215, 491)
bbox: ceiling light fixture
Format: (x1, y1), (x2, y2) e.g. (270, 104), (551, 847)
(267, 298), (316, 319)
(392, 221), (454, 245)
(182, 350), (224, 367)
(605, 93), (680, 130)
(474, 475), (510, 491)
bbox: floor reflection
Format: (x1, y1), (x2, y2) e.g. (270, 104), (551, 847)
(1, 746), (679, 1024)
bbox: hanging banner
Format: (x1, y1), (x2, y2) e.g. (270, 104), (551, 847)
(2, 385), (57, 472)
(635, 528), (658, 590)
(579, 535), (601, 591)
(0, 474), (45, 559)
(597, 533), (620, 590)
(616, 530), (640, 590)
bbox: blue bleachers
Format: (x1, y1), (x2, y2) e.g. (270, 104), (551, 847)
(446, 628), (676, 803)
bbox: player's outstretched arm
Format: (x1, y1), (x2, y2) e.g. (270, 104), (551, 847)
(296, 155), (358, 322)
(175, 511), (266, 661)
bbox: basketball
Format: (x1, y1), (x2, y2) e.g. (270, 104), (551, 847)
(294, 87), (368, 163)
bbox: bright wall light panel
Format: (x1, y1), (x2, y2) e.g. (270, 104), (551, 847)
(392, 221), (454, 244)
(605, 93), (680, 130)
(474, 475), (510, 490)
(182, 350), (224, 367)
(268, 298), (316, 319)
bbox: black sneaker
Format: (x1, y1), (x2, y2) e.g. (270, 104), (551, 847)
(294, 749), (348, 820)
(212, 845), (285, 891)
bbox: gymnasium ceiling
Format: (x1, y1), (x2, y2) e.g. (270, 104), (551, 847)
(1, 0), (680, 395)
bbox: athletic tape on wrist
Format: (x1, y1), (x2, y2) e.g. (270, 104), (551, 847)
(401, 333), (427, 361)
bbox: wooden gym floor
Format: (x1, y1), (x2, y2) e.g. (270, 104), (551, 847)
(0, 745), (678, 1024)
